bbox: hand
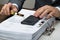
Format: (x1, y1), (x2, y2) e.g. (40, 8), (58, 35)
(34, 5), (60, 19)
(0, 3), (18, 15)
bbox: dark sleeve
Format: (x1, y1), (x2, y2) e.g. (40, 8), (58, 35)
(52, 0), (60, 20)
(9, 0), (25, 11)
(52, 0), (60, 7)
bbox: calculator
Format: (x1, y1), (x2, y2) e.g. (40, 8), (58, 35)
(21, 15), (41, 25)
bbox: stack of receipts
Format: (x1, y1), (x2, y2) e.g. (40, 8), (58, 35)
(0, 9), (55, 40)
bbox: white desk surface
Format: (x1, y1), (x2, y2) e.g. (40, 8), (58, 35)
(39, 21), (60, 40)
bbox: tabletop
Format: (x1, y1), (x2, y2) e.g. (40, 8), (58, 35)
(39, 21), (60, 40)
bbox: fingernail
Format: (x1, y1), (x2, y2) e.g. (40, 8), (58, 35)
(33, 15), (37, 17)
(40, 16), (43, 18)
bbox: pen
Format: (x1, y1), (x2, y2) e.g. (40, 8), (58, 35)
(17, 13), (24, 17)
(11, 10), (24, 17)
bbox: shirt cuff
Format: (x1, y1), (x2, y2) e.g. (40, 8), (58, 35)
(12, 3), (18, 8)
(56, 7), (60, 19)
(56, 7), (60, 10)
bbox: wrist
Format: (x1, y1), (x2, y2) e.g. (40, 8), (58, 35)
(12, 3), (18, 8)
(55, 7), (60, 17)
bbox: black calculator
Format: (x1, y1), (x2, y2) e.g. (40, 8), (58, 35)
(21, 15), (41, 25)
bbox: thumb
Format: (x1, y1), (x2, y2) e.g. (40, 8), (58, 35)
(11, 6), (18, 15)
(12, 7), (18, 12)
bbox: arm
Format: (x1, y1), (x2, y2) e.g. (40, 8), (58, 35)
(9, 0), (25, 11)
(53, 0), (60, 19)
(52, 0), (60, 10)
(0, 0), (25, 15)
(55, 6), (60, 19)
(34, 0), (60, 19)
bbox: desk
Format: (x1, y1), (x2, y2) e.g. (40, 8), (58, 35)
(39, 21), (60, 40)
